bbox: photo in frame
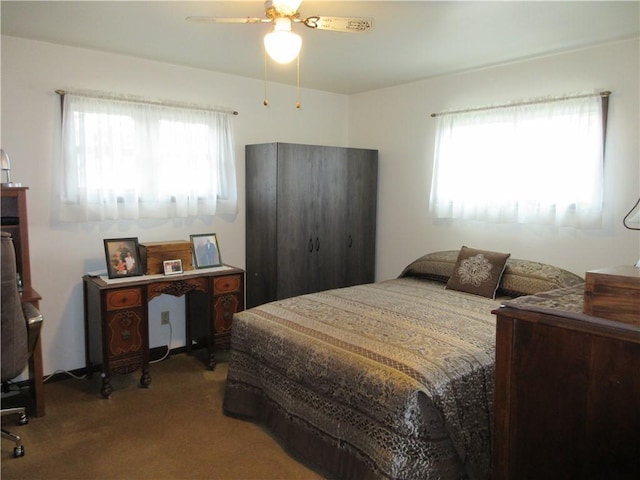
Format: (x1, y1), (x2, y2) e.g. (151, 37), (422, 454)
(190, 233), (222, 269)
(163, 259), (183, 275)
(103, 237), (143, 279)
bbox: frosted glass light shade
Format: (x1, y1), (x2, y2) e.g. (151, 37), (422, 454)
(0, 149), (12, 185)
(264, 17), (301, 64)
(623, 197), (640, 230)
(0, 149), (10, 171)
(264, 29), (302, 63)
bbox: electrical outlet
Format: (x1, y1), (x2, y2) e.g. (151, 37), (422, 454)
(161, 311), (170, 325)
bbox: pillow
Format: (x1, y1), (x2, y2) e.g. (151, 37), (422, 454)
(398, 250), (459, 282)
(446, 246), (510, 298)
(399, 249), (585, 297)
(499, 258), (584, 297)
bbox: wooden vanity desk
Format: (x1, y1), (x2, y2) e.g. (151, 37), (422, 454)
(83, 265), (244, 398)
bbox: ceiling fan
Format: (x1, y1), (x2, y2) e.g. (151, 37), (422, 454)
(186, 0), (374, 64)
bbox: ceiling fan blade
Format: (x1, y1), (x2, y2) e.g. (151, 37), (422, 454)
(300, 16), (373, 33)
(185, 16), (270, 24)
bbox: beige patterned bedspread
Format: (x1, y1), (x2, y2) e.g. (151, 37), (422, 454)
(223, 277), (502, 479)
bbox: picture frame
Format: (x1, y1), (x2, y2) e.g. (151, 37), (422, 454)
(190, 233), (222, 269)
(103, 237), (143, 279)
(163, 259), (183, 275)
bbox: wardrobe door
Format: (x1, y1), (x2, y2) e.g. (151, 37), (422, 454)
(314, 146), (348, 293)
(245, 144), (278, 308)
(344, 148), (378, 287)
(276, 144), (322, 300)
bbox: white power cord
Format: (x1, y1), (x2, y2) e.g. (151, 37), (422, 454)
(41, 317), (173, 381)
(43, 369), (86, 383)
(150, 318), (173, 364)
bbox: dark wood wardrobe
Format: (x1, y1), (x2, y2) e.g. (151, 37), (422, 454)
(245, 142), (378, 308)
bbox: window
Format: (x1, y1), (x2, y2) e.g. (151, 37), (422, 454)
(430, 93), (607, 228)
(57, 92), (237, 221)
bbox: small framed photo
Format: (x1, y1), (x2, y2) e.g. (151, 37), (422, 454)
(190, 233), (222, 269)
(163, 259), (183, 275)
(104, 238), (143, 279)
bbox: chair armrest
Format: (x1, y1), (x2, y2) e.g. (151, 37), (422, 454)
(22, 303), (43, 354)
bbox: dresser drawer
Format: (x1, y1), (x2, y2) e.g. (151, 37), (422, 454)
(213, 274), (242, 294)
(106, 288), (143, 311)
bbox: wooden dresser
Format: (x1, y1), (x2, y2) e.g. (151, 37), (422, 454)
(493, 284), (640, 479)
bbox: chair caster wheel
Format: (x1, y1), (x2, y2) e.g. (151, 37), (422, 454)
(17, 413), (28, 426)
(13, 445), (25, 457)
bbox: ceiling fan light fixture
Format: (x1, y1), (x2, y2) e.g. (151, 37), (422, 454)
(264, 17), (302, 64)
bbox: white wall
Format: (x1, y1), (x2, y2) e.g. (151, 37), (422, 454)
(1, 36), (352, 376)
(2, 35), (639, 377)
(349, 38), (640, 281)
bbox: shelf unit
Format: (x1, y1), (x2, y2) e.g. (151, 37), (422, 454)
(1, 186), (32, 289)
(1, 186), (45, 417)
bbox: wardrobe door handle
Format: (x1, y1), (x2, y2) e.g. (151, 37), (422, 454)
(315, 237), (320, 252)
(348, 234), (353, 248)
(308, 237), (314, 253)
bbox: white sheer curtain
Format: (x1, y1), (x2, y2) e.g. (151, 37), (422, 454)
(57, 92), (237, 221)
(430, 93), (605, 227)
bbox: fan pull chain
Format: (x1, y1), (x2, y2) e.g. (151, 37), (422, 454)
(295, 55), (301, 109)
(263, 48), (269, 107)
(262, 47), (301, 109)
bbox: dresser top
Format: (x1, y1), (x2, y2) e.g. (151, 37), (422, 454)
(496, 283), (640, 338)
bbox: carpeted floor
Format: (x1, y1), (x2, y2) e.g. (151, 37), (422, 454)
(1, 352), (326, 480)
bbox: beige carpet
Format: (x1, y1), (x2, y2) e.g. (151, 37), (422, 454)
(1, 352), (326, 480)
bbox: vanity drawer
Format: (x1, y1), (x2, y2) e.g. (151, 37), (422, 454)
(213, 274), (242, 294)
(106, 288), (143, 311)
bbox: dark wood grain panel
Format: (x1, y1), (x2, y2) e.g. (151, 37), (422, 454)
(245, 143), (278, 308)
(245, 143), (378, 308)
(493, 306), (640, 479)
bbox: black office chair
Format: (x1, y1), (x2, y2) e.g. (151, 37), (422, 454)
(1, 232), (43, 458)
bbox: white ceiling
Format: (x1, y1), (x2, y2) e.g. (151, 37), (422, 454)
(2, 1), (639, 95)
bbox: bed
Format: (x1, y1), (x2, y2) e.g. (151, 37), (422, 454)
(222, 247), (584, 479)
